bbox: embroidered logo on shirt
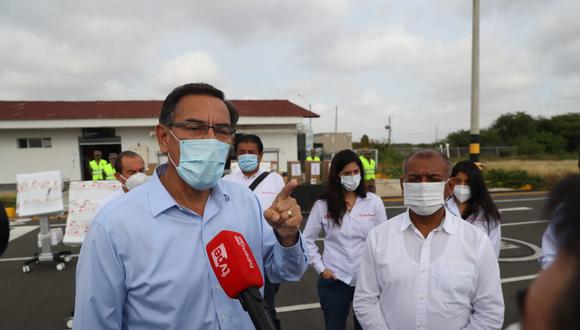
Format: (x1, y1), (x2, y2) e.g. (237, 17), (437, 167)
(358, 213), (376, 217)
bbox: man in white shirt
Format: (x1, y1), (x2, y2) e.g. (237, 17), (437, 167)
(223, 133), (286, 329)
(353, 149), (504, 330)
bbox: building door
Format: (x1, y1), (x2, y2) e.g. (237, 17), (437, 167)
(78, 128), (122, 180)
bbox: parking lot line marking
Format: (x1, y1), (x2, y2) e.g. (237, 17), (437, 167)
(8, 226), (38, 242)
(277, 303), (321, 313)
(495, 197), (547, 203)
(276, 273), (539, 313)
(0, 254), (79, 263)
(385, 206), (406, 209)
(501, 220), (549, 227)
(499, 207), (532, 213)
(501, 274), (538, 284)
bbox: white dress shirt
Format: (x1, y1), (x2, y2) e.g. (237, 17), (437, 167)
(353, 209), (504, 330)
(223, 168), (285, 208)
(539, 220), (558, 269)
(303, 193), (387, 286)
(446, 197), (502, 257)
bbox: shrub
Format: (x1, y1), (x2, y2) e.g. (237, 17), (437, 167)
(484, 169), (548, 190)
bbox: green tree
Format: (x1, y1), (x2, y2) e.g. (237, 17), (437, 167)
(361, 134), (370, 148)
(491, 112), (538, 145)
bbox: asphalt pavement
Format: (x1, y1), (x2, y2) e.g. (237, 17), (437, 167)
(0, 191), (548, 330)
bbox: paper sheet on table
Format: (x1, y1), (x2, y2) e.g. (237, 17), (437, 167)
(16, 171), (64, 217)
(63, 181), (122, 246)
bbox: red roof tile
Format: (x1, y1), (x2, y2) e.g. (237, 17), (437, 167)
(0, 100), (318, 120)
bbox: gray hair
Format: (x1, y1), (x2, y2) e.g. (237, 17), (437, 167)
(402, 149), (451, 177)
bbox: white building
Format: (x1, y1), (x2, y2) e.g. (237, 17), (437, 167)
(0, 100), (318, 185)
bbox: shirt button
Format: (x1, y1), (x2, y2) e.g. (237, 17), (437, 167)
(421, 269), (426, 273)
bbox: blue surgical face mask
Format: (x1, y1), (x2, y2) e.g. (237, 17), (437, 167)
(238, 154), (259, 173)
(167, 129), (230, 190)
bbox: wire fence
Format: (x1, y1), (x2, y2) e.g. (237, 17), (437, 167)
(392, 146), (519, 158)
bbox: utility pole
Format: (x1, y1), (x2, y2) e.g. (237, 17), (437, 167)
(334, 106), (338, 133)
(470, 0), (481, 163)
(385, 116), (392, 144)
(297, 94), (312, 126)
(435, 125), (439, 143)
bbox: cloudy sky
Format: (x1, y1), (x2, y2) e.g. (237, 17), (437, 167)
(1, 0), (579, 143)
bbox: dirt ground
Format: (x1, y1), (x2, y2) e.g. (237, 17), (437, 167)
(483, 159), (578, 176)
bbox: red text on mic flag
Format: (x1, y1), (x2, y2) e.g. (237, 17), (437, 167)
(206, 230), (264, 298)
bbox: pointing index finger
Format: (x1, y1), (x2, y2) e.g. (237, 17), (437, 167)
(275, 179), (298, 202)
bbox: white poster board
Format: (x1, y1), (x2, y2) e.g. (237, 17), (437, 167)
(63, 181), (122, 246)
(310, 163), (321, 176)
(16, 171), (64, 217)
(291, 163), (302, 176)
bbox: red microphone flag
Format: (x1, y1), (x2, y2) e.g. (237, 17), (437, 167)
(206, 230), (264, 298)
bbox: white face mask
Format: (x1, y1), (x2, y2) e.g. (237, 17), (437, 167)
(340, 174), (361, 192)
(403, 181), (447, 216)
(453, 184), (471, 203)
(121, 172), (149, 191)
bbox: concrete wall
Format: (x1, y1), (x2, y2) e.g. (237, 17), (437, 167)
(0, 124), (301, 184)
(116, 127), (161, 165)
(0, 129), (83, 184)
(237, 129), (298, 173)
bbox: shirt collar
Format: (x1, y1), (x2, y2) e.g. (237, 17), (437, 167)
(400, 208), (457, 234)
(148, 164), (231, 218)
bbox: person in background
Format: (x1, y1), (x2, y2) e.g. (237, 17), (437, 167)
(88, 150), (107, 181)
(354, 149), (504, 330)
(358, 148), (376, 193)
(98, 151), (147, 210)
(539, 154), (580, 269)
(223, 133), (286, 329)
(303, 149), (387, 330)
(103, 153), (118, 181)
(0, 201), (8, 256)
(521, 174), (580, 330)
(446, 160), (502, 257)
(306, 149), (320, 162)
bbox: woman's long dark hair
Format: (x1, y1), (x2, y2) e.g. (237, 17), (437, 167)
(451, 161), (500, 228)
(320, 149), (367, 227)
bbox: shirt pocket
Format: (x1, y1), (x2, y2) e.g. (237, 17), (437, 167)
(437, 260), (476, 306)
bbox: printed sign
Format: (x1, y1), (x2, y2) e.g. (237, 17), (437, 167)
(16, 171), (64, 217)
(310, 162), (321, 176)
(63, 181), (122, 245)
(291, 163), (302, 176)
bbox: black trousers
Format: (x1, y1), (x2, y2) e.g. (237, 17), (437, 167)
(264, 276), (281, 330)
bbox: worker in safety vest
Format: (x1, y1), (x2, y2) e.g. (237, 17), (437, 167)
(103, 153), (118, 180)
(359, 148), (376, 193)
(306, 149), (320, 162)
(89, 150), (108, 181)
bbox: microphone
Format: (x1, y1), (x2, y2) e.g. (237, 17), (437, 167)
(206, 230), (276, 330)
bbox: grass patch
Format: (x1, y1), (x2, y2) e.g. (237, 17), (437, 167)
(0, 194), (16, 208)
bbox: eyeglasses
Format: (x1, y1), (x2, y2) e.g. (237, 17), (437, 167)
(169, 121), (236, 140)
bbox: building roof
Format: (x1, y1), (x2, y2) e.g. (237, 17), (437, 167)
(0, 100), (319, 120)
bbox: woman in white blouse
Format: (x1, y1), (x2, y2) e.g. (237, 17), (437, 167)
(447, 160), (502, 256)
(303, 149), (387, 330)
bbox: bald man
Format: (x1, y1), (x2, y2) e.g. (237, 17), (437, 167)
(354, 150), (504, 330)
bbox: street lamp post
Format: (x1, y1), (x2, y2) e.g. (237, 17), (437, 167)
(470, 0), (481, 163)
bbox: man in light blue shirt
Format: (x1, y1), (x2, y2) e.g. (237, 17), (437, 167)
(74, 83), (308, 329)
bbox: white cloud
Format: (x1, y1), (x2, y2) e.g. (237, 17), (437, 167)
(153, 52), (221, 96)
(0, 0), (579, 143)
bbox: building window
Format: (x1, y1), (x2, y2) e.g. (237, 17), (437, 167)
(17, 138), (52, 149)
